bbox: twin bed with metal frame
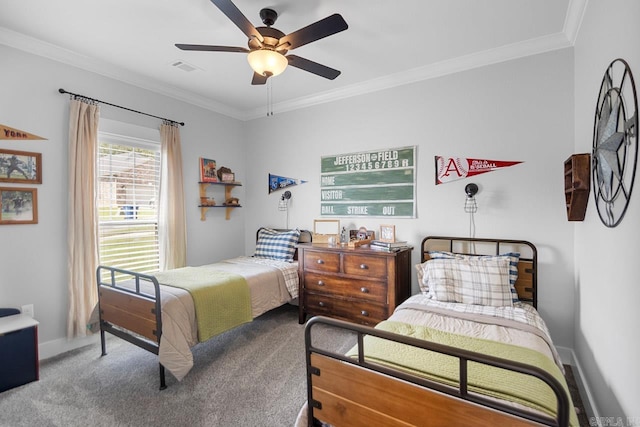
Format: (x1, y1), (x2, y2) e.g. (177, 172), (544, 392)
(301, 236), (578, 427)
(95, 228), (311, 389)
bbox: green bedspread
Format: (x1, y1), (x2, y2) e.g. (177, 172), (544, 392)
(347, 321), (578, 426)
(154, 267), (252, 342)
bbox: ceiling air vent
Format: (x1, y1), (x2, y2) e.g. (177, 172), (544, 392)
(171, 60), (200, 72)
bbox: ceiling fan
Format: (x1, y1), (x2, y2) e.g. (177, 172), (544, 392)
(176, 0), (348, 85)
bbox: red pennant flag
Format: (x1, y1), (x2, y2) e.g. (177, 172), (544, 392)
(435, 156), (522, 184)
(0, 124), (47, 140)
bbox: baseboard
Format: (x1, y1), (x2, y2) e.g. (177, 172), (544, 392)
(556, 345), (575, 365)
(557, 345), (599, 420)
(39, 334), (99, 361)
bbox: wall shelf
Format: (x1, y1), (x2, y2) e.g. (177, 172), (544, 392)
(564, 154), (590, 221)
(198, 181), (242, 220)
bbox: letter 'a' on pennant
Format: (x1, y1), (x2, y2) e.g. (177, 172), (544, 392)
(1, 124), (47, 140)
(269, 173), (307, 193)
(435, 156), (522, 184)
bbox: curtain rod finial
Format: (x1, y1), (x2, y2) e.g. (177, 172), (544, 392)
(58, 88), (66, 94)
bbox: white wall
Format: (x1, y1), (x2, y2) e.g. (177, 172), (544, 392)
(244, 49), (577, 348)
(573, 0), (640, 420)
(0, 45), (245, 357)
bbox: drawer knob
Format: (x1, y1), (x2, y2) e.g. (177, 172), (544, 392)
(359, 264), (368, 270)
(361, 310), (369, 316)
(318, 301), (326, 307)
(316, 259), (325, 265)
(360, 287), (369, 293)
(317, 280), (325, 286)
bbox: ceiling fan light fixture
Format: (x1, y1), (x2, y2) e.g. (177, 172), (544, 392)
(247, 49), (288, 77)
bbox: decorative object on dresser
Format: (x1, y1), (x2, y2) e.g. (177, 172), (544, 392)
(592, 58), (638, 228)
(379, 224), (396, 242)
(297, 243), (412, 325)
(311, 219), (340, 244)
(347, 226), (374, 248)
(369, 239), (409, 252)
(564, 154), (590, 221)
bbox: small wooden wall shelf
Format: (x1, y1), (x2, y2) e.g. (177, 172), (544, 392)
(198, 181), (242, 220)
(564, 154), (590, 221)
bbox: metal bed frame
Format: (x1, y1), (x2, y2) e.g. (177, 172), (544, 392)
(303, 236), (572, 426)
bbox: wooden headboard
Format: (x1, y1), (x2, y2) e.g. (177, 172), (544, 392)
(421, 236), (538, 308)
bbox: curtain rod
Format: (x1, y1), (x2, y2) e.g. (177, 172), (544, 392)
(58, 88), (185, 126)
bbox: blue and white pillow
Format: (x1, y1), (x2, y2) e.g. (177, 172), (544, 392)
(254, 228), (301, 262)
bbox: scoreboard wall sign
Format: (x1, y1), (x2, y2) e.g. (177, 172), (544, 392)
(320, 146), (416, 218)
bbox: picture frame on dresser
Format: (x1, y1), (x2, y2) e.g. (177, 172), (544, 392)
(379, 224), (396, 242)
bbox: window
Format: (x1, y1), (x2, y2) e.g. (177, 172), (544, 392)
(97, 132), (161, 275)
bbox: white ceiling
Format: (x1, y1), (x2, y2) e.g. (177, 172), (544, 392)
(0, 0), (585, 120)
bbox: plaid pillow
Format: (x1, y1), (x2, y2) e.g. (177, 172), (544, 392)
(421, 250), (520, 302)
(254, 228), (300, 262)
(424, 257), (513, 307)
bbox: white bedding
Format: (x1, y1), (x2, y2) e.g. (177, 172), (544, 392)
(390, 293), (564, 372)
(96, 256), (299, 381)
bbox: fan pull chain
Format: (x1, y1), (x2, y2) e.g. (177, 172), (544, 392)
(266, 79), (274, 117)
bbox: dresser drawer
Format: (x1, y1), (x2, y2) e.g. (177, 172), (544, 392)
(303, 251), (340, 273)
(343, 254), (387, 278)
(304, 272), (386, 303)
(304, 293), (386, 325)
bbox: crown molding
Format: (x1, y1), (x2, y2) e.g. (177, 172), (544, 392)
(0, 27), (245, 120)
(564, 0), (589, 45)
(243, 31), (573, 120)
(2, 3), (585, 123)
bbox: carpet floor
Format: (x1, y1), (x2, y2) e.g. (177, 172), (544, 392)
(0, 304), (355, 427)
(0, 303), (589, 426)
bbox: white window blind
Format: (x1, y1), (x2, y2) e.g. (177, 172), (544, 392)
(97, 132), (161, 275)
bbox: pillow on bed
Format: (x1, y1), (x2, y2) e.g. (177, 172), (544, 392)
(254, 228), (300, 262)
(423, 257), (513, 307)
(418, 250), (521, 302)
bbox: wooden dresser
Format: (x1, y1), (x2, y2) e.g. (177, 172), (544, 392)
(297, 243), (412, 325)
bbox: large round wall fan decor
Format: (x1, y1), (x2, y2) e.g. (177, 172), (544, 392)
(592, 58), (638, 227)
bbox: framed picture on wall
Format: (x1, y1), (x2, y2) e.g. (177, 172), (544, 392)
(0, 149), (42, 184)
(0, 187), (38, 224)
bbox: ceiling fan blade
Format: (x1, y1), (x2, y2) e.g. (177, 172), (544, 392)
(278, 14), (348, 50)
(251, 72), (268, 85)
(175, 44), (249, 53)
(210, 0), (264, 42)
(286, 55), (341, 80)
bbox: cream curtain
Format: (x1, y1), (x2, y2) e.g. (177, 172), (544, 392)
(66, 98), (100, 339)
(159, 122), (187, 270)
